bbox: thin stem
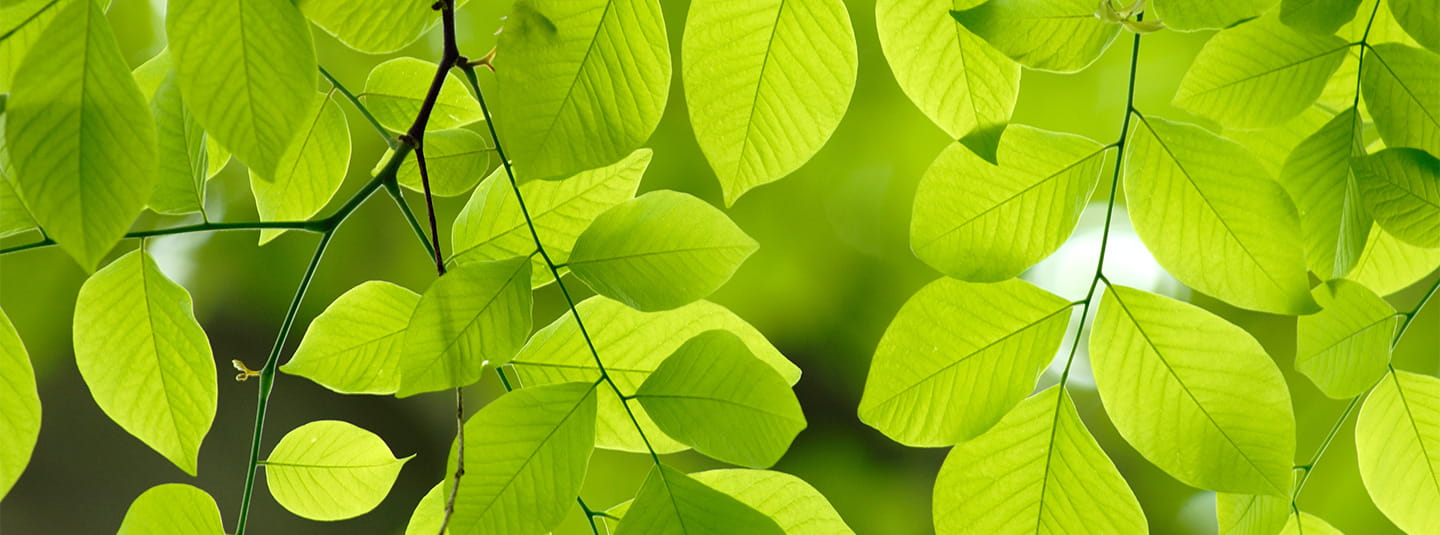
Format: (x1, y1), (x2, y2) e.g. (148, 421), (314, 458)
(0, 221), (324, 256)
(1292, 392), (1365, 499)
(319, 65), (397, 148)
(579, 497), (605, 535)
(1394, 274), (1440, 344)
(384, 181), (438, 260)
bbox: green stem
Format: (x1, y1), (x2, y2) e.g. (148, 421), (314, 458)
(0, 221), (324, 256)
(319, 65), (397, 149)
(384, 181), (438, 260)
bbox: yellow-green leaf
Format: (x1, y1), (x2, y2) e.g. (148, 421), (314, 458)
(281, 281), (420, 395)
(251, 92), (351, 245)
(117, 484), (225, 535)
(0, 309), (39, 500)
(264, 420), (412, 521)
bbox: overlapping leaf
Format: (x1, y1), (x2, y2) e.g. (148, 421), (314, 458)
(1279, 108), (1371, 280)
(1152, 0), (1279, 31)
(135, 53), (207, 216)
(1388, 0), (1439, 53)
(399, 257), (532, 397)
(1353, 147), (1440, 248)
(0, 309), (39, 500)
(1280, 0), (1363, 34)
(117, 484), (225, 535)
(1361, 43), (1440, 158)
(281, 281), (420, 395)
(390, 128), (489, 197)
(359, 57), (482, 133)
(951, 0), (1120, 73)
(1296, 280), (1396, 398)
(689, 469), (855, 535)
(1350, 223), (1440, 295)
(298, 0), (468, 54)
(1217, 493), (1289, 535)
(264, 420), (411, 521)
(0, 114), (36, 240)
(251, 92), (351, 245)
(1356, 370), (1440, 533)
(614, 464), (785, 535)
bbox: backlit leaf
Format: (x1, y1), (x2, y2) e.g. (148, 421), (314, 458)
(614, 464), (784, 535)
(117, 484), (225, 535)
(0, 309), (39, 500)
(281, 281), (420, 395)
(1350, 223), (1440, 295)
(1296, 280), (1397, 399)
(951, 0), (1120, 73)
(1151, 0), (1279, 31)
(1278, 108), (1371, 280)
(393, 128), (489, 197)
(0, 114), (37, 239)
(359, 57), (483, 133)
(251, 92), (351, 245)
(298, 0), (468, 54)
(1388, 0), (1439, 53)
(263, 420), (412, 521)
(689, 469), (855, 535)
(399, 257), (532, 397)
(1355, 370), (1440, 533)
(137, 56), (208, 216)
(1280, 0), (1363, 34)
(403, 482), (444, 535)
(1361, 43), (1440, 158)
(1353, 147), (1440, 248)
(1217, 493), (1289, 535)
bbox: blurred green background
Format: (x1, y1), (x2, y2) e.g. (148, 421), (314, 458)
(2, 0), (1437, 533)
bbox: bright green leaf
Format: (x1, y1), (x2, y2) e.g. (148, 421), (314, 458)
(1279, 512), (1343, 535)
(1090, 285), (1296, 496)
(281, 281), (420, 395)
(117, 484), (225, 535)
(0, 114), (37, 239)
(0, 309), (39, 500)
(568, 191), (758, 311)
(74, 249), (217, 475)
(6, 0), (156, 270)
(359, 57), (483, 133)
(614, 464), (785, 535)
(1356, 370), (1440, 533)
(1353, 147), (1440, 248)
(403, 482), (444, 535)
(1297, 280), (1397, 398)
(1226, 106), (1333, 177)
(446, 382), (596, 535)
(858, 278), (1071, 447)
(951, 0), (1121, 73)
(683, 0), (856, 204)
(1124, 115), (1317, 314)
(1175, 17), (1350, 129)
(689, 469), (855, 535)
(634, 331), (806, 468)
(204, 138), (231, 179)
(1280, 0), (1363, 34)
(168, 0), (320, 179)
(1388, 0), (1440, 53)
(1279, 108), (1371, 280)
(933, 386), (1147, 534)
(298, 0), (468, 54)
(1350, 223), (1440, 295)
(1361, 43), (1440, 158)
(1217, 493), (1289, 535)
(264, 420), (412, 521)
(251, 92), (351, 245)
(0, 0), (64, 92)
(911, 127), (1108, 282)
(399, 257), (532, 397)
(498, 0), (670, 181)
(140, 61), (208, 216)
(1152, 0), (1279, 31)
(390, 128), (489, 197)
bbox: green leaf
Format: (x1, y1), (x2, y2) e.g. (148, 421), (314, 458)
(933, 386), (1147, 534)
(1090, 285), (1296, 496)
(688, 469), (855, 535)
(1356, 370), (1440, 533)
(74, 249), (216, 475)
(0, 0), (64, 92)
(1350, 223), (1440, 295)
(281, 281), (420, 395)
(450, 149), (651, 287)
(1217, 493), (1289, 535)
(251, 91), (351, 245)
(510, 296), (800, 453)
(359, 57), (483, 133)
(204, 137), (231, 179)
(168, 0), (320, 179)
(263, 420), (412, 521)
(1388, 0), (1440, 53)
(950, 0), (1121, 73)
(298, 0), (467, 54)
(117, 484), (225, 535)
(1297, 280), (1397, 399)
(5, 0), (156, 270)
(1353, 147), (1440, 248)
(634, 331), (806, 468)
(1226, 106), (1333, 177)
(1279, 108), (1371, 280)
(568, 191), (758, 311)
(683, 0), (856, 204)
(0, 114), (37, 239)
(1124, 115), (1316, 314)
(499, 0), (670, 181)
(140, 61), (208, 216)
(858, 278), (1071, 447)
(911, 127), (1108, 282)
(1279, 512), (1343, 535)
(447, 382), (596, 535)
(0, 309), (39, 500)
(1175, 17), (1350, 129)
(1361, 43), (1440, 158)
(1151, 0), (1279, 31)
(390, 128), (489, 197)
(403, 482), (445, 535)
(614, 464), (785, 535)
(399, 257), (532, 397)
(1280, 0), (1363, 34)
(875, 0), (1020, 161)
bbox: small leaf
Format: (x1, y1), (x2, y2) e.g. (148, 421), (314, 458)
(0, 114), (37, 239)
(391, 128), (489, 197)
(950, 0), (1121, 73)
(1297, 280), (1397, 398)
(634, 331), (806, 468)
(1280, 0), (1363, 34)
(1361, 43), (1440, 158)
(689, 469), (855, 535)
(0, 309), (39, 500)
(399, 257), (532, 397)
(1217, 493), (1289, 535)
(403, 482), (444, 535)
(1278, 108), (1371, 280)
(281, 281), (420, 395)
(1279, 512), (1343, 535)
(447, 382), (597, 535)
(1350, 223), (1440, 295)
(117, 484), (225, 535)
(298, 0), (468, 54)
(1356, 370), (1440, 533)
(683, 0), (857, 204)
(1388, 0), (1439, 53)
(568, 191), (758, 311)
(263, 420), (412, 521)
(251, 91), (351, 245)
(74, 249), (217, 475)
(1090, 285), (1295, 496)
(614, 464), (784, 535)
(140, 61), (208, 216)
(1353, 147), (1440, 248)
(359, 57), (483, 133)
(933, 386), (1147, 534)
(1151, 0), (1279, 31)
(858, 278), (1072, 447)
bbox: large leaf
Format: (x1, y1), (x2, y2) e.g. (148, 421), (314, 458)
(117, 484), (225, 535)
(950, 0), (1120, 73)
(0, 0), (65, 92)
(1361, 43), (1440, 158)
(1278, 108), (1371, 280)
(251, 91), (351, 245)
(168, 0), (319, 179)
(1280, 0), (1364, 34)
(498, 0), (670, 181)
(281, 281), (420, 395)
(1217, 493), (1289, 535)
(1388, 0), (1439, 53)
(446, 382), (596, 535)
(933, 386), (1147, 534)
(391, 128), (489, 197)
(1356, 370), (1440, 533)
(359, 57), (483, 133)
(1175, 17), (1349, 129)
(298, 0), (465, 54)
(683, 0), (857, 205)
(858, 278), (1071, 447)
(1351, 223), (1440, 295)
(911, 127), (1108, 282)
(875, 0), (1019, 161)
(568, 191), (758, 311)
(614, 464), (785, 535)
(634, 331), (805, 468)
(263, 420), (412, 521)
(1151, 0), (1279, 31)
(689, 469), (855, 535)
(0, 309), (39, 500)
(136, 55), (208, 216)
(510, 296), (800, 453)
(1090, 285), (1295, 496)
(74, 249), (216, 475)
(451, 149), (650, 287)
(1124, 115), (1316, 314)
(399, 257), (532, 397)
(5, 0), (156, 270)
(1353, 147), (1440, 248)
(1296, 280), (1397, 399)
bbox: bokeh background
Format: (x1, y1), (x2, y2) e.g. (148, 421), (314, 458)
(2, 0), (1437, 533)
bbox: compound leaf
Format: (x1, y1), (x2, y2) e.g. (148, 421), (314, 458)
(263, 420), (411, 521)
(1356, 370), (1440, 533)
(117, 484), (225, 535)
(399, 257), (532, 397)
(281, 281), (420, 395)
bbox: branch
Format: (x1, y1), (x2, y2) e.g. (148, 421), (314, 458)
(319, 65), (397, 149)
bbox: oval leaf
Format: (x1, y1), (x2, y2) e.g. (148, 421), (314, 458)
(359, 57), (483, 133)
(393, 128), (489, 197)
(1278, 108), (1371, 280)
(1297, 280), (1398, 399)
(251, 91), (351, 245)
(1351, 223), (1440, 295)
(0, 309), (39, 500)
(951, 0), (1121, 73)
(403, 482), (445, 535)
(689, 469), (855, 535)
(264, 420), (411, 521)
(399, 257), (533, 397)
(1280, 0), (1363, 34)
(117, 484), (225, 535)
(614, 464), (784, 535)
(1356, 370), (1440, 533)
(1353, 147), (1440, 248)
(1361, 43), (1440, 158)
(298, 0), (460, 54)
(1152, 0), (1278, 31)
(281, 281), (420, 395)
